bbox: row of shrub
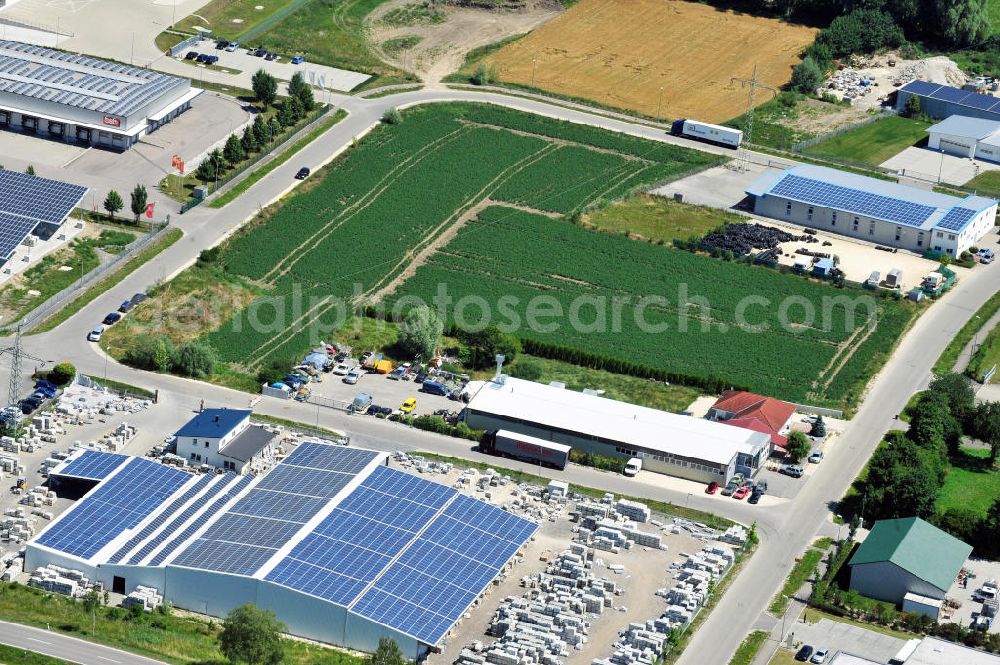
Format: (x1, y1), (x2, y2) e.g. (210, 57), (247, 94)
(389, 414), (483, 441)
(569, 449), (625, 473)
(121, 335), (217, 379)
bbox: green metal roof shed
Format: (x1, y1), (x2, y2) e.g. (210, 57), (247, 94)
(850, 517), (972, 596)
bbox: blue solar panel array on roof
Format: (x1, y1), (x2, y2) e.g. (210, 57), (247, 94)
(53, 450), (128, 481)
(767, 174), (937, 227)
(936, 206), (978, 232)
(902, 80), (1000, 114)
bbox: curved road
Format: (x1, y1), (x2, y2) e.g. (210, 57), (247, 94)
(7, 87), (999, 664)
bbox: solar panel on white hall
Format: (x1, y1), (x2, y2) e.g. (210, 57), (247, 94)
(0, 169), (86, 260)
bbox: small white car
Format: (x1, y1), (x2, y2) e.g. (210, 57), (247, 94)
(344, 370), (361, 385)
(977, 248), (995, 264)
(810, 648), (829, 664)
(87, 325), (104, 342)
(332, 363), (351, 376)
(808, 450), (824, 464)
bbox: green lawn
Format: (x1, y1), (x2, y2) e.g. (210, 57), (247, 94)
(723, 95), (842, 151)
(935, 289), (1000, 375)
(252, 0), (414, 88)
(0, 644), (72, 665)
(937, 446), (1000, 515)
(802, 116), (931, 166)
(968, 323), (1000, 382)
(583, 194), (738, 244)
(769, 548), (823, 615)
(729, 631), (769, 665)
(964, 169), (1000, 198)
(174, 0), (302, 40)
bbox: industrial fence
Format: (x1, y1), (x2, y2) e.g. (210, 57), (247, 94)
(0, 16), (74, 38)
(9, 222), (171, 333)
(180, 104), (331, 214)
(168, 33), (206, 58)
(305, 394), (351, 412)
(791, 109), (897, 152)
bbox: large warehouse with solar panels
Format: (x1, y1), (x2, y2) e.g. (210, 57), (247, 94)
(26, 443), (536, 657)
(895, 80), (1000, 123)
(0, 40), (200, 150)
(746, 164), (997, 256)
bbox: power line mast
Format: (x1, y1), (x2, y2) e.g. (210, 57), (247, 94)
(730, 65), (778, 173)
(0, 324), (48, 431)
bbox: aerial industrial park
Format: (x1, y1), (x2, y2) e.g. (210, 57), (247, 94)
(2, 1), (1000, 665)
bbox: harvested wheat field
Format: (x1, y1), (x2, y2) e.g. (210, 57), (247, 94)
(479, 0), (817, 122)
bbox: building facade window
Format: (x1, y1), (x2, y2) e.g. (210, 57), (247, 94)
(785, 202), (792, 216)
(918, 232), (924, 247)
(869, 221), (876, 235)
(831, 211), (837, 226)
(853, 217), (860, 231)
(807, 206), (814, 221)
(895, 226), (902, 242)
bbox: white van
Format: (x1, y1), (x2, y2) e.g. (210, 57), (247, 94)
(623, 457), (642, 477)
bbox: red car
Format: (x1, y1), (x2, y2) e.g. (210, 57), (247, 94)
(732, 486), (751, 500)
(705, 481), (719, 494)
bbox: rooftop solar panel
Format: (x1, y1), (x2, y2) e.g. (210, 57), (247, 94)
(904, 80), (940, 96)
(281, 442), (379, 473)
(52, 450), (127, 481)
(936, 206), (978, 232)
(254, 464), (356, 499)
(768, 174), (937, 227)
(171, 539), (277, 576)
(964, 94), (998, 111)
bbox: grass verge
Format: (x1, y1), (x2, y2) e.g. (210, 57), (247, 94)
(0, 643), (73, 665)
(729, 631), (769, 665)
(210, 109), (347, 208)
(414, 451), (735, 529)
(31, 229), (184, 334)
(582, 194), (737, 245)
(801, 607), (915, 640)
(933, 289), (1000, 374)
(963, 169), (1000, 198)
(174, 0), (300, 40)
(0, 582), (362, 665)
(769, 548), (824, 615)
(801, 116), (931, 166)
(251, 413), (344, 438)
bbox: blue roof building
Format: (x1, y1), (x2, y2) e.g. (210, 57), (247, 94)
(746, 164), (997, 256)
(175, 408), (251, 439)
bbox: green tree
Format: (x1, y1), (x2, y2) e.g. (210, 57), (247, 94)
(287, 72), (314, 112)
(934, 507), (982, 544)
(458, 326), (521, 370)
(910, 391), (961, 454)
(971, 400), (1000, 462)
(241, 126), (258, 155)
(369, 638), (407, 665)
(252, 114), (269, 146)
(123, 335), (175, 372)
(172, 342), (217, 378)
(817, 8), (903, 58)
(219, 604), (285, 665)
(810, 415), (827, 438)
(276, 101), (295, 127)
(103, 190), (123, 221)
(257, 358), (290, 386)
(905, 94), (922, 118)
(25, 165), (35, 176)
(49, 361), (76, 386)
(129, 184), (148, 224)
(471, 62), (495, 85)
(930, 373), (976, 425)
(936, 0), (990, 46)
(81, 588), (101, 614)
(250, 69), (278, 108)
(288, 96), (304, 122)
(785, 430), (811, 462)
(397, 305), (443, 360)
(382, 108), (403, 125)
(510, 358), (544, 381)
(789, 56), (823, 94)
(196, 149), (224, 182)
(223, 133), (244, 166)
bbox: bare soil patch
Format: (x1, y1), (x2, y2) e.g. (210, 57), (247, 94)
(476, 0), (817, 122)
(367, 0), (561, 83)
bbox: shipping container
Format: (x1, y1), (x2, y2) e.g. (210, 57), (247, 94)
(482, 429), (570, 470)
(671, 119), (742, 148)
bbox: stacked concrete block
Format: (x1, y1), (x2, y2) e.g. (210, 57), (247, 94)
(718, 525), (748, 546)
(29, 565), (84, 596)
(123, 586), (163, 612)
(615, 499), (650, 523)
(578, 501), (611, 519)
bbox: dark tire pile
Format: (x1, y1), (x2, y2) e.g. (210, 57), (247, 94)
(701, 223), (811, 255)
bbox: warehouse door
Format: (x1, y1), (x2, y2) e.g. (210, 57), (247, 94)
(112, 576), (125, 594)
(938, 138), (973, 157)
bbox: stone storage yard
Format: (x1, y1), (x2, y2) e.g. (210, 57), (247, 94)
(396, 454), (747, 665)
(475, 0), (816, 122)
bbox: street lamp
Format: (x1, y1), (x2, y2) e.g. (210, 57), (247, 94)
(938, 149), (946, 184)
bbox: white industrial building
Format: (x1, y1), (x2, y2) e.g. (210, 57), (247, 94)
(28, 444), (536, 658)
(926, 115), (1000, 162)
(747, 164), (997, 257)
(174, 408), (276, 474)
(462, 376), (771, 483)
(0, 40), (200, 150)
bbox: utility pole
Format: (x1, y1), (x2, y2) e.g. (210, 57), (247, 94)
(1, 324), (49, 433)
(730, 65), (778, 173)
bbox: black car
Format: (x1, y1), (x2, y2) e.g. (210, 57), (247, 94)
(795, 646), (814, 662)
(119, 300), (134, 313)
(748, 490), (762, 504)
(204, 55), (219, 64)
(216, 39), (228, 49)
(295, 167), (310, 180)
(103, 312), (122, 325)
(265, 51), (278, 61)
(253, 46), (267, 57)
(185, 51), (199, 60)
(131, 292), (148, 305)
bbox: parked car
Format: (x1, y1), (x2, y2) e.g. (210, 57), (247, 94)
(196, 53), (211, 63)
(732, 485), (751, 500)
(19, 397), (41, 414)
(332, 363), (350, 375)
(185, 51), (199, 60)
(87, 325), (104, 342)
(810, 648), (829, 664)
(808, 450), (824, 464)
(748, 489), (762, 504)
(132, 292), (148, 304)
(265, 52), (278, 61)
(102, 312), (122, 325)
(204, 55), (219, 64)
(291, 55), (304, 64)
(254, 46), (267, 57)
(334, 352), (348, 363)
(295, 167), (310, 179)
(215, 39), (228, 49)
(795, 646), (814, 662)
(344, 370), (361, 385)
(754, 479), (768, 492)
(119, 299), (134, 313)
(978, 248), (995, 264)
(400, 398), (417, 414)
(720, 480), (739, 496)
(705, 481), (719, 494)
(225, 41), (239, 52)
(781, 464), (805, 478)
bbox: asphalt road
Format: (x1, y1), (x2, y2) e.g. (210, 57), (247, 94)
(2, 88), (997, 665)
(0, 620), (168, 665)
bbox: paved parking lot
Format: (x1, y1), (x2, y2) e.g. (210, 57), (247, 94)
(882, 146), (1000, 188)
(780, 617), (906, 663)
(307, 367), (462, 416)
(945, 558), (1000, 631)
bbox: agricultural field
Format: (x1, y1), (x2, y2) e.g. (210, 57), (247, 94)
(800, 116), (932, 166)
(197, 103), (720, 370)
(390, 206), (915, 406)
(463, 0), (817, 122)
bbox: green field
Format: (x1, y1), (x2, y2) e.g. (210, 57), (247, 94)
(584, 194), (738, 243)
(801, 116), (931, 166)
(937, 447), (1000, 515)
(174, 0), (302, 41)
(202, 103), (722, 368)
(964, 169), (1000, 198)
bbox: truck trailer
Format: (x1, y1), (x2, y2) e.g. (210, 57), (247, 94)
(670, 119), (742, 148)
(481, 429), (570, 470)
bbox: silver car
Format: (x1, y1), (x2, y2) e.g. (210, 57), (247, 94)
(343, 370), (361, 385)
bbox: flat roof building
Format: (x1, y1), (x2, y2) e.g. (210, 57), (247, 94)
(926, 115), (1000, 163)
(0, 168), (87, 266)
(0, 40), (200, 150)
(463, 376), (770, 483)
(29, 443), (536, 658)
(747, 164), (997, 257)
